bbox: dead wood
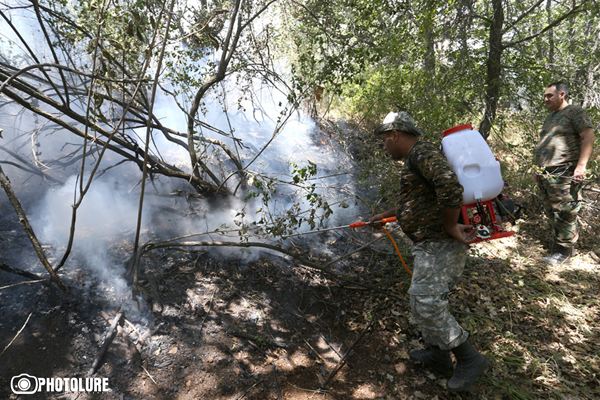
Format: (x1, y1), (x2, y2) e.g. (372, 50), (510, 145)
(0, 165), (66, 290)
(292, 326), (326, 364)
(144, 272), (164, 313)
(319, 306), (379, 390)
(271, 361), (282, 400)
(134, 238), (408, 301)
(88, 310), (123, 376)
(122, 331), (143, 369)
(0, 312), (32, 359)
(0, 279), (47, 291)
(0, 262), (43, 280)
(198, 288), (217, 333)
(142, 362), (158, 386)
(100, 311), (144, 350)
(227, 330), (292, 349)
(122, 318), (145, 346)
(294, 309), (353, 368)
(246, 340), (268, 357)
(233, 379), (263, 400)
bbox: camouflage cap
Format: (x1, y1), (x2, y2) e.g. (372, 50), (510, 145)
(374, 111), (423, 136)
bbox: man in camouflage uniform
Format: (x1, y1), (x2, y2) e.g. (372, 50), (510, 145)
(369, 112), (488, 392)
(535, 82), (595, 264)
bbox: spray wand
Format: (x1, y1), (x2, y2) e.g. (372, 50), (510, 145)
(286, 217), (412, 276)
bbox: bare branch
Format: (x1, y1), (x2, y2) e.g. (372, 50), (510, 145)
(503, 1), (589, 49)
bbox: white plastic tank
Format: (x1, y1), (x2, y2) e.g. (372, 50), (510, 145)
(441, 124), (504, 205)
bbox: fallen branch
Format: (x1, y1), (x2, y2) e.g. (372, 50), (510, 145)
(198, 288), (217, 333)
(123, 317), (145, 346)
(0, 312), (32, 358)
(0, 262), (43, 280)
(233, 379), (263, 400)
(142, 363), (158, 385)
(0, 166), (66, 290)
(272, 361), (282, 400)
(100, 311), (144, 350)
(145, 271), (163, 313)
(292, 326), (326, 364)
(319, 307), (379, 390)
(132, 238), (408, 301)
(88, 310), (123, 376)
(294, 309), (352, 368)
(0, 279), (47, 291)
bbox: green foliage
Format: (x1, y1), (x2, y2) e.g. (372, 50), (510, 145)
(242, 160), (334, 240)
(282, 0), (600, 212)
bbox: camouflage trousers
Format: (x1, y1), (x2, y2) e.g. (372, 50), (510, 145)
(537, 172), (583, 250)
(408, 239), (469, 350)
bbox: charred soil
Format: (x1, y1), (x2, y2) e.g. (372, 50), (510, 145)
(1, 188), (600, 400)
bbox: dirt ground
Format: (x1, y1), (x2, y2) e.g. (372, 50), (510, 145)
(1, 185), (599, 400)
(0, 205), (480, 400)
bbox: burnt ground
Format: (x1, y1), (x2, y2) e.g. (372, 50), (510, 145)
(1, 189), (600, 400)
(0, 208), (431, 400)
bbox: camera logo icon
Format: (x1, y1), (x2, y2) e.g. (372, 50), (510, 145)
(11, 374), (38, 394)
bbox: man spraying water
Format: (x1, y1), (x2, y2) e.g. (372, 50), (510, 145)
(369, 111), (488, 393)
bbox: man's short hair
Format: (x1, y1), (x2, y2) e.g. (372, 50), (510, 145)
(548, 81), (569, 97)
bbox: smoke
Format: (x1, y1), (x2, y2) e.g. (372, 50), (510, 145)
(28, 174), (146, 310)
(137, 77), (363, 267)
(0, 3), (366, 312)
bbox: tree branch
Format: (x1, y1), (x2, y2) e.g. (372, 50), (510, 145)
(503, 1), (588, 49)
(502, 0), (545, 34)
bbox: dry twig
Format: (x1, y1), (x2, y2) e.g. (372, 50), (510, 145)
(0, 262), (42, 280)
(0, 279), (47, 291)
(0, 165), (65, 290)
(294, 309), (352, 368)
(227, 330), (291, 349)
(272, 361), (282, 400)
(319, 307), (379, 390)
(88, 310), (123, 376)
(0, 312), (32, 358)
(233, 379), (263, 400)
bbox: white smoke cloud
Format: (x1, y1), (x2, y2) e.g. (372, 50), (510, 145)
(1, 3), (365, 314)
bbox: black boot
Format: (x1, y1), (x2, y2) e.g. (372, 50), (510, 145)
(409, 344), (454, 377)
(447, 341), (489, 392)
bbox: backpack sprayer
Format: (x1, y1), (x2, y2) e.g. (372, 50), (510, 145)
(441, 124), (522, 243)
(285, 124), (522, 275)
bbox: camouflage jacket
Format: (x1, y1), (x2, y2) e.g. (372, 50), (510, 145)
(396, 141), (464, 244)
(535, 104), (594, 168)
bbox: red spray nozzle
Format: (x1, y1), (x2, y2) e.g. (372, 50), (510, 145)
(349, 221), (367, 228)
(349, 216), (397, 228)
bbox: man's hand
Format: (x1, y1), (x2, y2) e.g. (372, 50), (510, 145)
(369, 209), (397, 230)
(446, 223), (478, 244)
(368, 213), (387, 230)
(573, 165), (586, 183)
(442, 208), (477, 244)
(574, 127), (595, 182)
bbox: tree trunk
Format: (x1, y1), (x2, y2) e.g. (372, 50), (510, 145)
(546, 0), (554, 64)
(479, 0), (504, 139)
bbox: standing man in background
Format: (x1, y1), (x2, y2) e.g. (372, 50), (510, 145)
(535, 81), (595, 264)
